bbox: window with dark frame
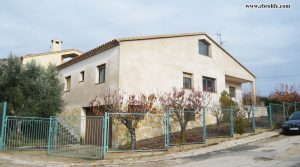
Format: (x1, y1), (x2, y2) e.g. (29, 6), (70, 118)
(97, 64), (106, 84)
(198, 40), (210, 56)
(183, 73), (192, 89)
(65, 76), (71, 92)
(202, 76), (216, 92)
(80, 71), (85, 82)
(229, 86), (236, 98)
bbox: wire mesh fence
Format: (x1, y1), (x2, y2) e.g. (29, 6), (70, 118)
(168, 109), (204, 145)
(3, 116), (50, 150)
(284, 102), (297, 118)
(270, 103), (285, 128)
(254, 106), (270, 129)
(205, 108), (233, 138)
(237, 107), (255, 133)
(48, 116), (104, 159)
(107, 113), (167, 152)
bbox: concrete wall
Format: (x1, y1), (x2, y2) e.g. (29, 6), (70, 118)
(59, 46), (120, 111)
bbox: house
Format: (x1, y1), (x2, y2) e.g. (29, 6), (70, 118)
(57, 32), (256, 116)
(21, 39), (82, 67)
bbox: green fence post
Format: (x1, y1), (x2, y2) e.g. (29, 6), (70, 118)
(282, 102), (286, 121)
(202, 107), (206, 144)
(269, 104), (273, 129)
(102, 112), (108, 157)
(165, 110), (170, 149)
(1, 102), (7, 150)
(251, 106), (255, 132)
(101, 115), (106, 159)
(47, 116), (53, 154)
(230, 108), (234, 136)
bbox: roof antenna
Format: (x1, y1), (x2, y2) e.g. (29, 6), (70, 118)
(214, 32), (228, 47)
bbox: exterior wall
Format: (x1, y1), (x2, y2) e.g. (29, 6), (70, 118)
(59, 46), (120, 111)
(225, 81), (242, 103)
(118, 35), (255, 101)
(22, 50), (80, 67)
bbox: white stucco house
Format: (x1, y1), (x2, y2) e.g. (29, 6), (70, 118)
(21, 39), (82, 66)
(57, 32), (256, 116)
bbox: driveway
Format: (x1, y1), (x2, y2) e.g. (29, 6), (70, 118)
(126, 135), (300, 167)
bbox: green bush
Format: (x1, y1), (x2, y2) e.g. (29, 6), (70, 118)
(234, 110), (246, 134)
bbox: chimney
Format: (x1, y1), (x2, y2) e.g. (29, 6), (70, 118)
(51, 39), (63, 51)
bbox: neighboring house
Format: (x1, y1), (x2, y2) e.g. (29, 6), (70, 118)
(21, 39), (82, 67)
(57, 32), (256, 116)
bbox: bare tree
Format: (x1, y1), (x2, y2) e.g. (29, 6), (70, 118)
(89, 90), (157, 150)
(159, 87), (211, 143)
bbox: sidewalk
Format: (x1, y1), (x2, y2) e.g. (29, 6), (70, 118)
(0, 130), (280, 166)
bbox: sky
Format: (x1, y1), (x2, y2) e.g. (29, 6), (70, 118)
(0, 0), (299, 96)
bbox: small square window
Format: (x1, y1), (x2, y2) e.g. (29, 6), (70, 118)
(97, 64), (106, 84)
(198, 40), (210, 56)
(183, 72), (193, 89)
(80, 71), (85, 82)
(229, 86), (236, 98)
(203, 76), (216, 92)
(65, 76), (71, 92)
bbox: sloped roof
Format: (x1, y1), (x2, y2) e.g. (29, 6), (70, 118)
(57, 32), (255, 78)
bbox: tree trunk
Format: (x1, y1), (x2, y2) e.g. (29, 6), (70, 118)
(122, 118), (137, 150)
(180, 122), (188, 143)
(129, 128), (136, 150)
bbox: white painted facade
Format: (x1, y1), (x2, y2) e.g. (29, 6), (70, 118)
(58, 33), (255, 114)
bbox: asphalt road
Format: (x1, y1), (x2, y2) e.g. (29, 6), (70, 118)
(0, 134), (299, 167)
(127, 134), (300, 167)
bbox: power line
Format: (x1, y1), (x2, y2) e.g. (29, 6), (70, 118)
(257, 74), (300, 79)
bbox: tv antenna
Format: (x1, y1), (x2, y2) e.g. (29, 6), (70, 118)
(214, 33), (228, 47)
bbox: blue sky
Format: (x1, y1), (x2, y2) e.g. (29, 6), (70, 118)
(0, 0), (299, 95)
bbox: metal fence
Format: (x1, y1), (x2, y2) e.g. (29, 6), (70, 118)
(205, 108), (233, 138)
(168, 109), (205, 145)
(254, 106), (270, 129)
(0, 102), (7, 149)
(107, 113), (167, 152)
(238, 107), (255, 133)
(2, 116), (50, 150)
(48, 116), (105, 159)
(269, 103), (285, 128)
(1, 102), (297, 159)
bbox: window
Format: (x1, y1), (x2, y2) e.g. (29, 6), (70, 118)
(80, 71), (85, 82)
(203, 76), (216, 92)
(229, 86), (236, 98)
(183, 72), (192, 89)
(65, 76), (71, 92)
(198, 40), (210, 56)
(97, 64), (106, 84)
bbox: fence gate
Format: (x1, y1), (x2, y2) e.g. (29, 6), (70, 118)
(48, 116), (105, 159)
(2, 116), (50, 150)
